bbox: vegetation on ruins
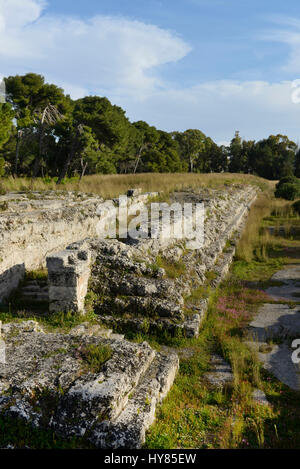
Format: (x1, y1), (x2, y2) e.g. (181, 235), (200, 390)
(144, 194), (300, 449)
(1, 175), (300, 448)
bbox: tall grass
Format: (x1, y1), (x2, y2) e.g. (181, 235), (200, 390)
(236, 194), (295, 263)
(0, 172), (272, 199)
(236, 194), (272, 262)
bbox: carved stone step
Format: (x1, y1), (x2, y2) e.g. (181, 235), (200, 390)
(0, 320), (178, 449)
(90, 351), (179, 449)
(21, 291), (49, 299)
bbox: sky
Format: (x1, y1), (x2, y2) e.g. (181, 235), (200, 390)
(1, 0), (300, 144)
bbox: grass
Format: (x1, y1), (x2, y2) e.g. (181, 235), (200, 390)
(80, 343), (113, 373)
(24, 269), (48, 281)
(231, 259), (284, 282)
(0, 308), (98, 333)
(145, 186), (300, 449)
(0, 173), (272, 200)
(145, 285), (270, 449)
(236, 195), (299, 264)
(155, 255), (186, 279)
(185, 285), (210, 304)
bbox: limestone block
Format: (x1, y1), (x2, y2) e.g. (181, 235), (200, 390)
(47, 249), (91, 314)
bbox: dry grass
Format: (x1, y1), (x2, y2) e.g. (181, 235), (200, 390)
(1, 172), (272, 199)
(236, 194), (295, 263)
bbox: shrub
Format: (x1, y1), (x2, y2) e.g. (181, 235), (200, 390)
(0, 201), (8, 211)
(0, 182), (6, 195)
(292, 199), (300, 215)
(275, 181), (300, 200)
(275, 176), (298, 188)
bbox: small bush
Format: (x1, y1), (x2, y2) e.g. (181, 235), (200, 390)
(0, 182), (7, 195)
(275, 176), (298, 188)
(275, 177), (300, 200)
(81, 343), (112, 373)
(292, 199), (300, 215)
(0, 201), (8, 211)
(275, 182), (300, 200)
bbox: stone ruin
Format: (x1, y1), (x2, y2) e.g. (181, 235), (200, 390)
(47, 185), (257, 338)
(0, 184), (257, 447)
(0, 320), (178, 448)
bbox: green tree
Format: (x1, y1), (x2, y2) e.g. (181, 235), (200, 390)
(5, 73), (68, 176)
(142, 131), (182, 172)
(0, 103), (14, 150)
(250, 135), (297, 179)
(73, 96), (132, 159)
(228, 131), (245, 172)
(131, 121), (160, 172)
(173, 129), (207, 173)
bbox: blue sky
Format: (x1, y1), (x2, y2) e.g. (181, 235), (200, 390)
(1, 0), (300, 144)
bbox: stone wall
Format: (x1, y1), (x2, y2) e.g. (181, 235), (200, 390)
(0, 184), (258, 448)
(46, 185), (257, 337)
(0, 190), (157, 301)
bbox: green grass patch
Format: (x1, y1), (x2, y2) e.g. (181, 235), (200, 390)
(231, 259), (283, 282)
(155, 255), (186, 279)
(80, 343), (113, 373)
(25, 269), (48, 281)
(0, 308), (98, 334)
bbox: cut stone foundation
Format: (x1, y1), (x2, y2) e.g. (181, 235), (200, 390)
(46, 186), (257, 337)
(0, 189), (158, 302)
(47, 249), (91, 314)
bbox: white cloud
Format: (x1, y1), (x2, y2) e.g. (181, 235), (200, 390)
(0, 0), (45, 30)
(1, 1), (300, 143)
(114, 79), (300, 142)
(0, 0), (191, 95)
(262, 16), (300, 75)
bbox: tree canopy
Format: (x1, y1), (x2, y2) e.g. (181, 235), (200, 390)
(0, 73), (298, 181)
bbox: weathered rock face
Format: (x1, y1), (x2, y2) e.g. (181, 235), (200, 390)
(0, 320), (178, 448)
(0, 190), (158, 301)
(0, 185), (258, 448)
(0, 191), (103, 301)
(47, 185), (257, 337)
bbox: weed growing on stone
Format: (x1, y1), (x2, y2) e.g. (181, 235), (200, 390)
(155, 255), (186, 279)
(80, 343), (112, 373)
(145, 188), (300, 449)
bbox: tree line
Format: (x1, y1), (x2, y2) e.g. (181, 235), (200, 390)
(0, 73), (299, 181)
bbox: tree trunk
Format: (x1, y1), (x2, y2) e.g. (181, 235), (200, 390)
(33, 123), (44, 178)
(57, 135), (77, 184)
(134, 156), (141, 174)
(134, 144), (146, 174)
(189, 157), (194, 173)
(79, 159), (88, 180)
(14, 131), (21, 177)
